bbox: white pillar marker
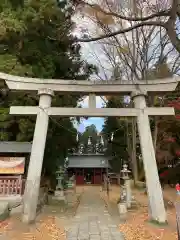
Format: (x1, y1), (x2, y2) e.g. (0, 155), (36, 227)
(111, 133), (114, 141)
(76, 133), (79, 142)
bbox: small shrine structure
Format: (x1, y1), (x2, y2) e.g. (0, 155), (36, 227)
(68, 137), (111, 185)
(0, 141), (31, 196)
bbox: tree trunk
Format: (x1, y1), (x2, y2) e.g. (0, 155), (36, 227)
(153, 116), (158, 151)
(130, 0), (138, 185)
(166, 25), (180, 56)
(138, 163), (145, 181)
(166, 1), (180, 53)
(126, 121), (131, 158)
(131, 117), (138, 184)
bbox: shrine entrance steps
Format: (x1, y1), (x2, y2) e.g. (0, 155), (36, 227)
(65, 186), (124, 240)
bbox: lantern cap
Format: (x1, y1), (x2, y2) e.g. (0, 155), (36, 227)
(121, 164), (131, 179)
(121, 164), (131, 173)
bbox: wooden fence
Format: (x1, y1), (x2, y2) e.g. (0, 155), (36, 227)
(0, 176), (23, 195)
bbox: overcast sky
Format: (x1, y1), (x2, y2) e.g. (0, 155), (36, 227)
(73, 0), (159, 132)
(73, 8), (107, 132)
(73, 0), (173, 132)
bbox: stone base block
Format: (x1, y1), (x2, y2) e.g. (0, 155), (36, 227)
(52, 195), (66, 201)
(53, 190), (66, 201)
(118, 203), (127, 215)
(65, 191), (77, 205)
(48, 195), (67, 206)
(0, 202), (10, 221)
(54, 190), (64, 198)
(10, 205), (23, 215)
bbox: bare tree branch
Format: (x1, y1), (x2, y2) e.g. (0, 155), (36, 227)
(76, 0), (171, 22)
(78, 21), (165, 42)
(79, 0), (180, 83)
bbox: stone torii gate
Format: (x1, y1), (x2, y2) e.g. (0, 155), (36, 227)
(1, 72), (178, 224)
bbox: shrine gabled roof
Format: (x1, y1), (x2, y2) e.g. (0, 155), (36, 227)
(67, 155), (111, 168)
(0, 142), (32, 153)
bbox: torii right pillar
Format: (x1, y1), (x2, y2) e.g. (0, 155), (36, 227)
(132, 91), (166, 223)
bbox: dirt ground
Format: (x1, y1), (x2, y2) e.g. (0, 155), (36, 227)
(102, 185), (178, 240)
(0, 185), (178, 240)
(0, 215), (66, 240)
(0, 187), (83, 240)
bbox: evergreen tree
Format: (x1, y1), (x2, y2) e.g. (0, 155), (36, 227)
(103, 57), (178, 176)
(0, 0), (97, 178)
(102, 97), (129, 172)
(79, 124), (98, 153)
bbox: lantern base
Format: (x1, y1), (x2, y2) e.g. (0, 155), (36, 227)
(52, 190), (66, 202)
(118, 202), (127, 215)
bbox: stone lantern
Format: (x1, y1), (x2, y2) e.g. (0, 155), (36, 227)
(121, 164), (131, 180)
(121, 164), (132, 208)
(53, 166), (66, 202)
(55, 166), (63, 190)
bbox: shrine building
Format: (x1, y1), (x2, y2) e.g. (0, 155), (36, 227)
(67, 153), (111, 185)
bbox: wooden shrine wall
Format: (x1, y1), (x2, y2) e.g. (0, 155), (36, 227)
(68, 168), (105, 185)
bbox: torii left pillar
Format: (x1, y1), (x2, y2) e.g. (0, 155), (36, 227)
(22, 88), (54, 223)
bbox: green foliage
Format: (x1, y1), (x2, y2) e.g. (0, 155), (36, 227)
(44, 117), (78, 175)
(104, 56), (178, 173)
(0, 0), (97, 177)
(79, 124), (99, 153)
(80, 124), (98, 144)
(144, 58), (180, 168)
(102, 98), (128, 172)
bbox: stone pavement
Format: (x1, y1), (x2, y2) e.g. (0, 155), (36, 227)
(65, 187), (124, 240)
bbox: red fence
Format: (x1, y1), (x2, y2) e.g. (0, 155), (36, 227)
(0, 176), (23, 195)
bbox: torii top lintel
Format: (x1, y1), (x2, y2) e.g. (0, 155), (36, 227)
(1, 72), (178, 94)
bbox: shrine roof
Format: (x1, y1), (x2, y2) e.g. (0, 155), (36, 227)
(0, 142), (32, 153)
(68, 155), (111, 168)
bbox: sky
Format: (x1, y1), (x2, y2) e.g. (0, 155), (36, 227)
(72, 2), (132, 132)
(76, 96), (105, 133)
(72, 1), (135, 132)
(72, 0), (173, 133)
(72, 0), (157, 132)
(73, 6), (111, 133)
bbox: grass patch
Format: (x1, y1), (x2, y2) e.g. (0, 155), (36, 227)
(146, 219), (168, 227)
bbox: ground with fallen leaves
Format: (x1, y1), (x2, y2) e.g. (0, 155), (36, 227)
(0, 185), (178, 240)
(0, 215), (66, 240)
(102, 185), (178, 240)
(0, 187), (83, 240)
